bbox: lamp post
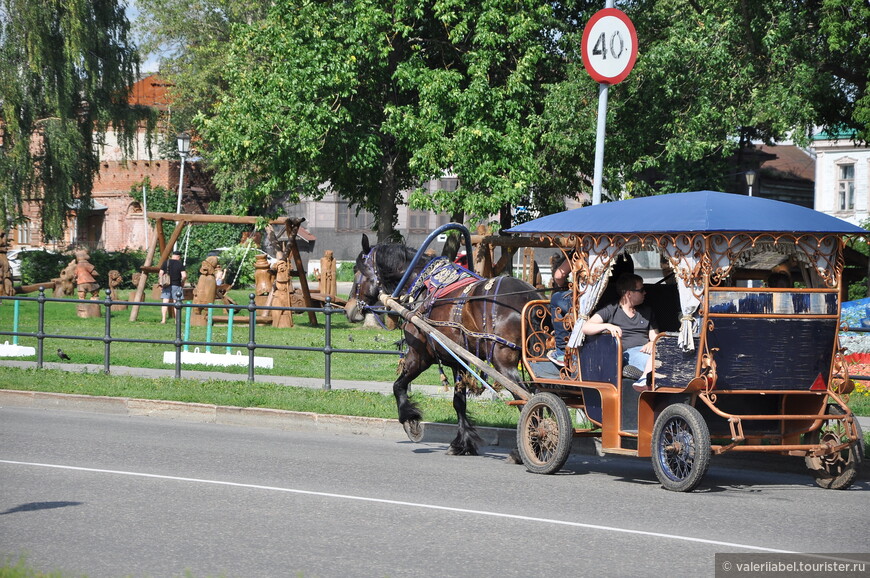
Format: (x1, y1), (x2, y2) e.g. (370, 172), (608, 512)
(174, 132), (191, 252)
(745, 169), (756, 197)
(175, 132), (191, 214)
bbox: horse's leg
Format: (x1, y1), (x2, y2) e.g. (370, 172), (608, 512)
(393, 329), (429, 441)
(446, 369), (483, 456)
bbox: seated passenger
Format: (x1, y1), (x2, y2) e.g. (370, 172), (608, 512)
(547, 255), (572, 367)
(582, 273), (660, 386)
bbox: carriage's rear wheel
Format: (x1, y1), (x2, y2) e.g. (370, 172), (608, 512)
(517, 393), (573, 474)
(651, 403), (711, 492)
(804, 404), (863, 490)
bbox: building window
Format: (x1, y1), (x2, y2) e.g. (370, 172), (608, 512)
(428, 177), (459, 194)
(16, 219), (33, 245)
(837, 164), (855, 210)
(336, 201), (374, 232)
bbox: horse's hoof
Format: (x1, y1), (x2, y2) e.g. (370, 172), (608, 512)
(506, 449), (524, 465)
(447, 445), (478, 456)
(403, 419), (424, 442)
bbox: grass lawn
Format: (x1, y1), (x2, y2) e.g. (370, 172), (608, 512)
(0, 289), (443, 384)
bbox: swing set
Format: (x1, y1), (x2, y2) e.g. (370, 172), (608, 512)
(129, 213), (317, 325)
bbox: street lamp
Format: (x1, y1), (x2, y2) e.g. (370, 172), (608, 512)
(745, 169), (756, 197)
(175, 132), (191, 215)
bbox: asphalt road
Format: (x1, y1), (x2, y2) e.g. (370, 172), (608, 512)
(2, 407), (869, 578)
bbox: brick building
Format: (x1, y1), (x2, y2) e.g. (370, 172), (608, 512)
(13, 74), (204, 252)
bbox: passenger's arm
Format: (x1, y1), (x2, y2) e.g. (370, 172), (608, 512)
(552, 258), (571, 290)
(582, 313), (622, 338)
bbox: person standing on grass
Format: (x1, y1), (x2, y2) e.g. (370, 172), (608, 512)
(160, 250), (187, 324)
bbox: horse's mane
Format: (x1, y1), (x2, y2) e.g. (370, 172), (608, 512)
(372, 243), (419, 286)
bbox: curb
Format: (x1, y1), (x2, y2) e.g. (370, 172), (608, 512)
(1, 390), (866, 481)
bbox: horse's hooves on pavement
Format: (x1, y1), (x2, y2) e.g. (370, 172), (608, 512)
(506, 450), (524, 464)
(403, 419), (424, 442)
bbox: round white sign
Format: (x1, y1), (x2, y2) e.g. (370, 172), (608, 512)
(581, 8), (638, 85)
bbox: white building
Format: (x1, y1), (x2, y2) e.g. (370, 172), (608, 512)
(813, 131), (870, 226)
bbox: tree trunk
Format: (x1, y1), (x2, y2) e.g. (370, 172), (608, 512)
(378, 146), (399, 242)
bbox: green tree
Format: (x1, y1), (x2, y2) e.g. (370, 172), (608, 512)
(199, 1), (417, 240)
(0, 0), (153, 238)
(578, 0), (870, 196)
(199, 0), (584, 239)
(133, 0), (271, 150)
(393, 1), (577, 230)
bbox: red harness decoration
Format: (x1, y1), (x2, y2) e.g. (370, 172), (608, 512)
(425, 276), (478, 300)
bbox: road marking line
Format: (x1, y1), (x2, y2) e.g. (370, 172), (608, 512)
(1, 459), (795, 553)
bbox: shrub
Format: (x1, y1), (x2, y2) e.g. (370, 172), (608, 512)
(19, 248), (148, 290)
(18, 251), (70, 285)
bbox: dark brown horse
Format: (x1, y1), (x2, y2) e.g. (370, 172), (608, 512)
(345, 235), (541, 455)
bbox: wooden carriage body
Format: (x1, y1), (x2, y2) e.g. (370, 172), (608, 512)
(507, 191), (864, 490)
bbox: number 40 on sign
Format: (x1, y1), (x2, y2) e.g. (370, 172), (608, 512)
(581, 8), (638, 85)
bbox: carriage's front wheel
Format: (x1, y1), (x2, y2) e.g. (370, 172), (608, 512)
(651, 403), (711, 492)
(804, 404), (863, 490)
(517, 393), (573, 474)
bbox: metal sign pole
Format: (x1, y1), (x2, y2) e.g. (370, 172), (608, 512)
(591, 0), (615, 206)
(592, 82), (609, 205)
(584, 0), (642, 208)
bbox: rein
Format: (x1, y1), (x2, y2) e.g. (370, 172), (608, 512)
(355, 245), (531, 351)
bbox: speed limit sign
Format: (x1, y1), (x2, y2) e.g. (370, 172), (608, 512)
(581, 8), (638, 85)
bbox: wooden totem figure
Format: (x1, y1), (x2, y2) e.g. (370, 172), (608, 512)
(108, 270), (127, 311)
(191, 256), (219, 326)
(319, 249), (337, 299)
(54, 260), (77, 298)
(0, 232), (12, 297)
(254, 254), (274, 307)
(270, 257), (294, 328)
(74, 249), (101, 318)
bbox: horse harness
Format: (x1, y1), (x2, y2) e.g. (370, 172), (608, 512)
(403, 257), (522, 360)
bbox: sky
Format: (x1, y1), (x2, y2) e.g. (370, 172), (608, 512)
(125, 0), (161, 73)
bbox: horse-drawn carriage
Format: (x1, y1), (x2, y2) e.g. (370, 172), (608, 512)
(347, 191), (865, 492)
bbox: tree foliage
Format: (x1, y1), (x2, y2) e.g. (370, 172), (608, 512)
(199, 0), (581, 238)
(133, 0), (270, 150)
(199, 1), (419, 240)
(145, 0), (869, 236)
(0, 0), (153, 238)
(593, 0), (870, 196)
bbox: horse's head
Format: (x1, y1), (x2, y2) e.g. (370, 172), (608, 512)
(345, 234), (419, 323)
(345, 234), (379, 322)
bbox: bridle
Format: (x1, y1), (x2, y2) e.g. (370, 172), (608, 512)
(351, 246), (385, 317)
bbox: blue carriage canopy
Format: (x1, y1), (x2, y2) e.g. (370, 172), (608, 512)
(505, 190), (866, 235)
(506, 191), (866, 353)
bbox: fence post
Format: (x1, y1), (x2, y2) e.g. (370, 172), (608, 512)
(12, 299), (20, 345)
(36, 287), (46, 369)
(247, 293), (256, 382)
(174, 298), (183, 379)
(324, 297), (332, 390)
(103, 289), (112, 374)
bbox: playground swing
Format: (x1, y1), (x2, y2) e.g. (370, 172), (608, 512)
(131, 213), (318, 325)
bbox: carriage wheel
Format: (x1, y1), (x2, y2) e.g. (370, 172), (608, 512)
(517, 393), (573, 475)
(804, 404), (863, 490)
(651, 403), (711, 492)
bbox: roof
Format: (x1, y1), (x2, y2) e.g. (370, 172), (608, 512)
(128, 74), (173, 110)
(506, 191), (866, 236)
(757, 145), (815, 182)
(68, 199), (108, 212)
